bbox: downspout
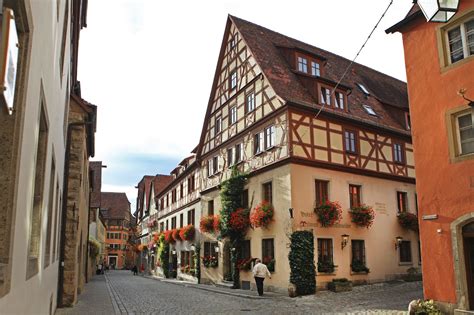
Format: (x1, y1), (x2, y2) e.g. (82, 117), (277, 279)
(57, 120), (92, 307)
(85, 187), (91, 283)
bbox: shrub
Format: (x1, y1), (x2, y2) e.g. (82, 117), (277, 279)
(289, 231), (316, 296)
(179, 224), (195, 241)
(314, 201), (342, 227)
(250, 201), (274, 228)
(398, 212), (419, 231)
(410, 299), (441, 315)
(349, 205), (375, 228)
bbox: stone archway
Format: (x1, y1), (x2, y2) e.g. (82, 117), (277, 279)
(451, 212), (474, 310)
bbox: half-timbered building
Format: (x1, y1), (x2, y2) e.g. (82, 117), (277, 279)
(196, 15), (419, 291)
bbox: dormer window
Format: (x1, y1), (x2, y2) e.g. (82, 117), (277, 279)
(362, 104), (377, 116)
(311, 61), (320, 77)
(357, 83), (370, 96)
(230, 71), (237, 90)
(298, 57), (308, 73)
(320, 87), (331, 105)
(335, 92), (345, 109)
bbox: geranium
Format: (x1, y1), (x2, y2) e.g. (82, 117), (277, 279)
(262, 256), (275, 272)
(236, 257), (254, 271)
(152, 232), (161, 242)
(314, 200), (342, 227)
(398, 212), (419, 231)
(202, 256), (218, 268)
(200, 215), (220, 234)
(349, 205), (375, 228)
(164, 230), (174, 243)
(229, 208), (250, 232)
(179, 224), (195, 241)
(250, 201), (274, 228)
(172, 228), (182, 242)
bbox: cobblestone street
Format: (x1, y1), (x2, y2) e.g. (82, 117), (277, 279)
(57, 270), (423, 314)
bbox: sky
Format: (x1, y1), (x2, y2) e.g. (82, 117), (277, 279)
(78, 0), (414, 212)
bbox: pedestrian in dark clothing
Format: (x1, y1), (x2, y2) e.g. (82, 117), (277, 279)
(252, 258), (272, 296)
(132, 265), (138, 275)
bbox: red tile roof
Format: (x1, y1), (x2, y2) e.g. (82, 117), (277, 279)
(230, 15), (410, 134)
(100, 192), (131, 221)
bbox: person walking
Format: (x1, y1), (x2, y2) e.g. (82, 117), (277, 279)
(252, 258), (271, 296)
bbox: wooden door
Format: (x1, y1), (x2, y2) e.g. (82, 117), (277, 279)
(464, 237), (474, 310)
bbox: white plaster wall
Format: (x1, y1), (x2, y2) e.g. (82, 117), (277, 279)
(0, 0), (71, 313)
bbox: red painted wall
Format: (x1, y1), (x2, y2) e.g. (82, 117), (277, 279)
(399, 1), (474, 305)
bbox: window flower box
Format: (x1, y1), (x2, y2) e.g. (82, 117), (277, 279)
(200, 215), (220, 234)
(397, 212), (419, 231)
(179, 224), (195, 241)
(202, 255), (218, 268)
(349, 205), (375, 228)
(250, 201), (274, 228)
(314, 201), (342, 227)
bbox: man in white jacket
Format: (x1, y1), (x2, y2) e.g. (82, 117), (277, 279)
(252, 258), (272, 296)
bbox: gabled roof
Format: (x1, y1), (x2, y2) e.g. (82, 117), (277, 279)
(101, 192), (131, 221)
(229, 16), (409, 128)
(135, 175), (155, 218)
(385, 4), (423, 34)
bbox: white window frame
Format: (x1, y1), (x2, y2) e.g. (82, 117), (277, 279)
(297, 57), (308, 73)
(227, 148), (234, 166)
(246, 92), (255, 113)
(235, 143), (244, 163)
(215, 116), (222, 134)
(230, 71), (237, 90)
(212, 156), (219, 174)
(254, 132), (264, 155)
(230, 106), (237, 125)
(455, 111), (474, 156)
(264, 125), (275, 150)
(311, 61), (320, 77)
(362, 104), (377, 116)
(321, 87), (331, 105)
(335, 92), (344, 109)
(445, 17), (474, 64)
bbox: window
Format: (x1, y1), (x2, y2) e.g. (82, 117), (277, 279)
(230, 71), (237, 90)
(166, 220), (169, 231)
(264, 125), (275, 149)
(227, 148), (234, 166)
(317, 238), (333, 272)
(357, 83), (370, 96)
(160, 222), (164, 232)
(311, 61), (320, 76)
(399, 241), (412, 263)
(204, 242), (218, 264)
(349, 185), (361, 208)
(160, 198), (164, 209)
(344, 130), (357, 154)
(188, 209), (195, 225)
(180, 213), (184, 228)
(240, 240), (251, 259)
(397, 191), (408, 213)
(297, 57), (308, 73)
(44, 159), (56, 268)
(27, 104), (49, 278)
(180, 183), (184, 199)
(235, 143), (243, 163)
(172, 189), (177, 203)
(446, 18), (474, 64)
(262, 238), (275, 271)
(393, 142), (404, 164)
(241, 189), (249, 209)
(188, 175), (195, 194)
(362, 104), (377, 116)
(262, 182), (273, 204)
(320, 87), (331, 105)
(315, 180), (329, 206)
(246, 92), (255, 113)
(215, 116), (222, 135)
(172, 217), (177, 229)
(229, 34), (238, 50)
(208, 200), (214, 216)
(254, 132), (264, 155)
(457, 112), (474, 155)
(229, 106), (237, 125)
(166, 195), (169, 207)
(207, 159), (212, 177)
(351, 240), (366, 269)
(335, 92), (345, 109)
(213, 156), (219, 174)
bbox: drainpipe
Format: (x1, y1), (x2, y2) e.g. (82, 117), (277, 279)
(57, 120), (93, 307)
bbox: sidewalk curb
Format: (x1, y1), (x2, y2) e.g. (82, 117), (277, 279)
(142, 275), (280, 300)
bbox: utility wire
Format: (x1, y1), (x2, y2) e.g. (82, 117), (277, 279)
(313, 0), (394, 120)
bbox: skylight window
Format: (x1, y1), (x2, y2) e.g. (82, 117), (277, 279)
(357, 83), (370, 96)
(362, 104), (377, 116)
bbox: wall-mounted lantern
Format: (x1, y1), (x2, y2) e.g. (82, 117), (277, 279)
(214, 246), (220, 253)
(416, 0), (459, 23)
(341, 234), (349, 250)
(395, 236), (403, 250)
(190, 244), (196, 251)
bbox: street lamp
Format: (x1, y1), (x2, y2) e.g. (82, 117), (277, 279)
(190, 244), (196, 251)
(395, 236), (403, 250)
(341, 234), (349, 250)
(416, 0), (459, 23)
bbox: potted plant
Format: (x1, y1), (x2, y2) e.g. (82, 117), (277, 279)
(317, 259), (336, 273)
(351, 259), (370, 273)
(314, 200), (342, 227)
(200, 215), (220, 234)
(202, 255), (218, 268)
(349, 204), (375, 228)
(179, 224), (195, 241)
(263, 256), (275, 272)
(229, 208), (250, 233)
(236, 257), (254, 271)
(328, 278), (353, 292)
(250, 201), (274, 228)
(397, 212), (419, 231)
(164, 230), (174, 244)
(172, 228), (182, 242)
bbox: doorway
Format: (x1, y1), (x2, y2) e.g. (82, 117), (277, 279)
(463, 222), (474, 310)
(108, 256), (117, 269)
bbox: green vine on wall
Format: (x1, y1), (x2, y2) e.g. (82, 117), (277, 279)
(194, 243), (201, 283)
(157, 235), (170, 278)
(289, 231), (316, 296)
(219, 167), (248, 289)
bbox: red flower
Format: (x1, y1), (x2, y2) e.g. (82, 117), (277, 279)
(314, 201), (342, 227)
(179, 224), (195, 241)
(349, 205), (375, 228)
(229, 208), (250, 232)
(172, 228), (181, 241)
(164, 230), (174, 243)
(200, 215), (220, 234)
(250, 201), (274, 228)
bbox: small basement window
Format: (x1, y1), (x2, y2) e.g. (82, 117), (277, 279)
(362, 104), (377, 116)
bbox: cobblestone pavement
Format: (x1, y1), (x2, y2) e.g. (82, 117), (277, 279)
(58, 270), (423, 315)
